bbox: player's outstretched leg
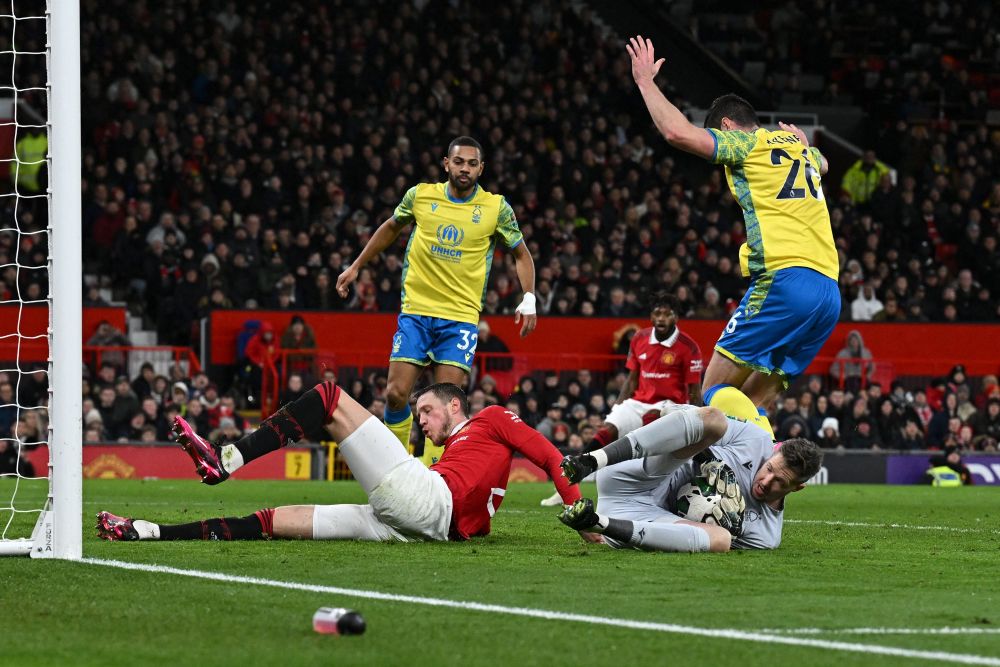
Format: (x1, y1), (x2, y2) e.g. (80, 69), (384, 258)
(96, 508), (277, 541)
(176, 380), (341, 483)
(557, 501), (729, 552)
(561, 407), (726, 483)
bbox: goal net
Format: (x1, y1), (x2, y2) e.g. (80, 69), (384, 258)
(0, 0), (80, 558)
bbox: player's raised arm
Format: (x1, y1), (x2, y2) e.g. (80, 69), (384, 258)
(336, 215), (409, 298)
(627, 36), (716, 160)
(511, 242), (537, 337)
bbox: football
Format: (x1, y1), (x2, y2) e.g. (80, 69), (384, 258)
(674, 476), (723, 524)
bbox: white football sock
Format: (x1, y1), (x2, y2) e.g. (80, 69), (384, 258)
(220, 444), (245, 474)
(132, 520), (160, 540)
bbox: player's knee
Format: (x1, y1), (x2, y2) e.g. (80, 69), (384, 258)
(384, 382), (410, 410)
(696, 406), (728, 442)
(704, 523), (732, 552)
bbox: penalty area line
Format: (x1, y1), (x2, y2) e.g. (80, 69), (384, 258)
(760, 627), (1000, 636)
(785, 519), (1000, 535)
(81, 558), (1000, 666)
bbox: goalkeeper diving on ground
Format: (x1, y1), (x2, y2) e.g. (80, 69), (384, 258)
(558, 403), (823, 552)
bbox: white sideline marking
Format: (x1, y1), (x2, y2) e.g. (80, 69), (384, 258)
(81, 558), (1000, 666)
(786, 519), (1000, 536)
(761, 628), (1000, 636)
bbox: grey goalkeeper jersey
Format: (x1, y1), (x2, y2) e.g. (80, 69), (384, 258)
(651, 418), (784, 550)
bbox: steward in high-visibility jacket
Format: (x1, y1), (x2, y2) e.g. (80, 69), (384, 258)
(13, 131), (47, 192)
(925, 465), (963, 487)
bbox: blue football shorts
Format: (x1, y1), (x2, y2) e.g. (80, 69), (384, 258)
(714, 267), (840, 382)
(389, 314), (478, 372)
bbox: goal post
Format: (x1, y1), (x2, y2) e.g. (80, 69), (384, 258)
(48, 0), (82, 559)
(0, 0), (81, 558)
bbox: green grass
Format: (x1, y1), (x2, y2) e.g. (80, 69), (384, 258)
(3, 480), (999, 666)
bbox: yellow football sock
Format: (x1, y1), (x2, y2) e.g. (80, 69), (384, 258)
(708, 386), (775, 440)
(385, 412), (413, 449)
(419, 438), (446, 467)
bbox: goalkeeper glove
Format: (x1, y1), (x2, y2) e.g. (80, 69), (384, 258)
(700, 459), (740, 501)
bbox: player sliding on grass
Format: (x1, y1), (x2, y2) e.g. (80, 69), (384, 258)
(558, 404), (822, 552)
(97, 381), (588, 543)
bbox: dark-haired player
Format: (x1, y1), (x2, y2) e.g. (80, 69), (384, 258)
(626, 36), (840, 436)
(336, 136), (537, 464)
(97, 382), (586, 543)
(540, 291), (702, 506)
(559, 404), (823, 552)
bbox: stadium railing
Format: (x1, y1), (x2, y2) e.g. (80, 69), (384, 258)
(83, 345), (203, 380)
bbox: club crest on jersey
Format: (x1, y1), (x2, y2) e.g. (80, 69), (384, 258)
(431, 224), (464, 263)
(661, 352), (675, 365)
(431, 202), (439, 212)
(471, 204), (482, 224)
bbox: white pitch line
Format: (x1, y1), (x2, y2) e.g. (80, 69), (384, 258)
(761, 628), (1000, 636)
(786, 519), (1000, 535)
(80, 558), (1000, 666)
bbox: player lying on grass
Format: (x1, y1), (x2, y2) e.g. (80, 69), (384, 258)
(558, 405), (823, 552)
(97, 381), (589, 543)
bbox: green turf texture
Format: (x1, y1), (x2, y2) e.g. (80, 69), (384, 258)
(2, 479), (998, 667)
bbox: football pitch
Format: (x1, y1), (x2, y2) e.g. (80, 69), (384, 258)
(3, 479), (999, 667)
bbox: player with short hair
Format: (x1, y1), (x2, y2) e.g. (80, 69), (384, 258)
(539, 291), (702, 507)
(595, 291), (702, 447)
(558, 405), (823, 552)
(336, 136), (537, 462)
(97, 381), (585, 543)
(625, 37), (840, 436)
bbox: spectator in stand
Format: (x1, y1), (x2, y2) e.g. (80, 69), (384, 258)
(846, 417), (879, 450)
(536, 403), (568, 443)
(828, 330), (875, 393)
(280, 315), (317, 377)
(280, 374), (307, 406)
(898, 419), (926, 451)
(111, 375), (140, 432)
(872, 296), (907, 322)
(970, 399), (1000, 442)
(841, 151), (892, 206)
(243, 321), (278, 406)
(475, 321), (512, 372)
(874, 398), (903, 448)
(817, 417), (841, 449)
(86, 320), (131, 372)
(955, 386), (978, 424)
(130, 362), (155, 401)
(170, 382), (190, 415)
(198, 383), (222, 430)
(928, 393), (961, 447)
(851, 283), (883, 321)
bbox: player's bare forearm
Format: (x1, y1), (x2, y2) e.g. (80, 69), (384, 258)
(615, 371), (639, 406)
(512, 243), (536, 296)
(512, 243), (537, 337)
(350, 218), (405, 269)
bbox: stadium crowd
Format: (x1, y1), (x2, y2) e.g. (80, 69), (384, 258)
(692, 0), (997, 125)
(4, 0), (999, 473)
(61, 0), (997, 351)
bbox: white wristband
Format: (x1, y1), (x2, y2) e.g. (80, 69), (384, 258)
(515, 292), (536, 315)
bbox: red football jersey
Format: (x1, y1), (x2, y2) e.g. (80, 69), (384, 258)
(432, 405), (581, 540)
(626, 326), (703, 404)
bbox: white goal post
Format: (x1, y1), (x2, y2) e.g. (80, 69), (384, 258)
(0, 0), (81, 558)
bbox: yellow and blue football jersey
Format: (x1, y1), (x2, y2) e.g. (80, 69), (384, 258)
(707, 128), (839, 281)
(393, 182), (523, 325)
